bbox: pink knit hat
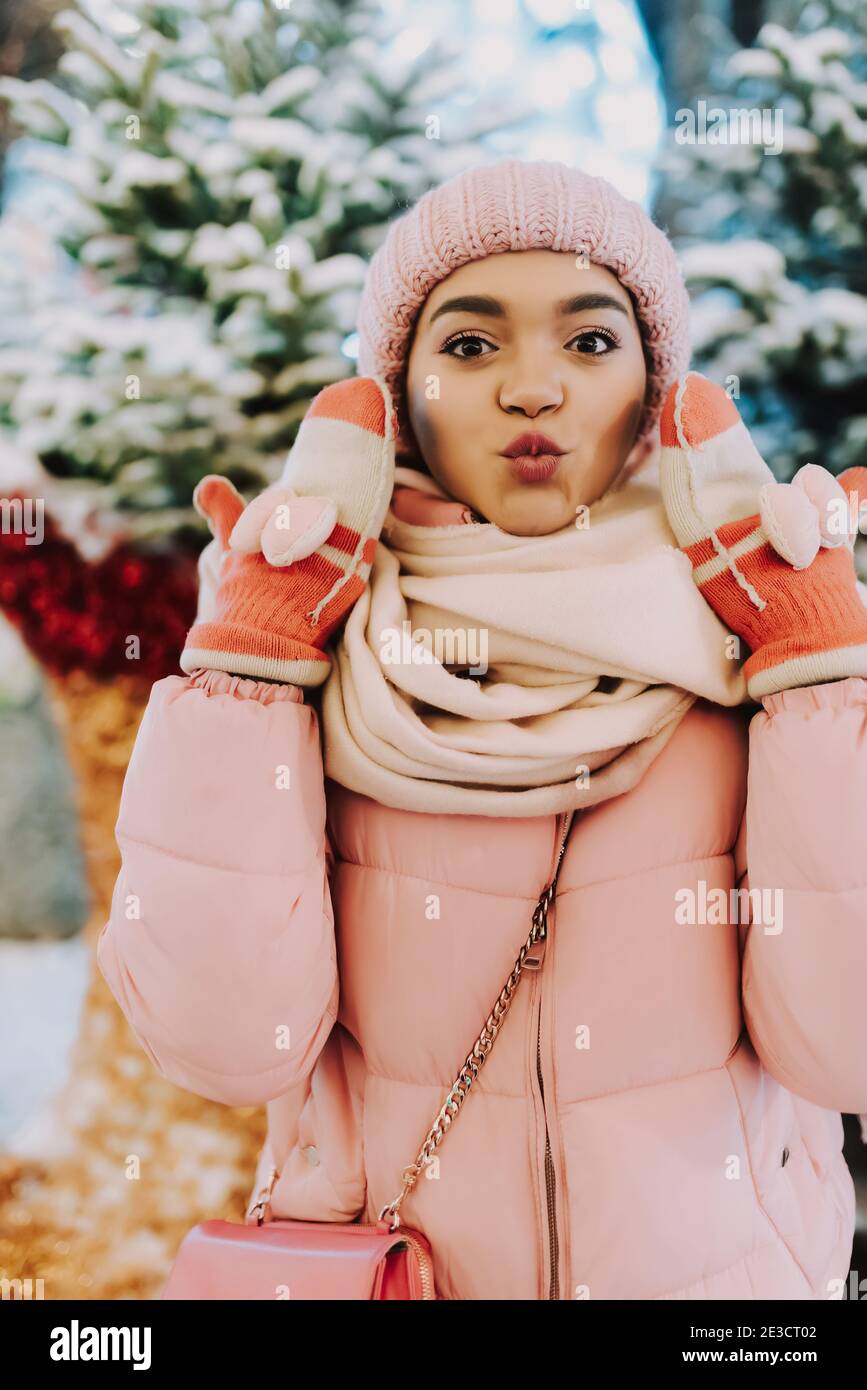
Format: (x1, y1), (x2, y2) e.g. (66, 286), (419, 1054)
(356, 157), (691, 461)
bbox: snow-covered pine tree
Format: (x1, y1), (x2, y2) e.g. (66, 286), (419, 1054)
(657, 0), (867, 493)
(0, 0), (486, 545)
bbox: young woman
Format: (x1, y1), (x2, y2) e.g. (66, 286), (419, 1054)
(98, 158), (867, 1301)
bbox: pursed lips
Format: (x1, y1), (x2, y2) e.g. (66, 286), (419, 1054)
(501, 432), (566, 458)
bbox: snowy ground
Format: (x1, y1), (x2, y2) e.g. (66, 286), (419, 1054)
(0, 936), (90, 1152)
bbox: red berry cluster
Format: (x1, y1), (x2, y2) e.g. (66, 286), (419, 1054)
(0, 496), (200, 679)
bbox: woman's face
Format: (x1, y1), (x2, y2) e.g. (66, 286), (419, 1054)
(404, 250), (648, 536)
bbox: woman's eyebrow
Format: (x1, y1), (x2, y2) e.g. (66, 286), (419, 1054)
(427, 292), (630, 325)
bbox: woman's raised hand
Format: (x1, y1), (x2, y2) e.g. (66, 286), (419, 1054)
(180, 377), (397, 686)
(658, 371), (867, 700)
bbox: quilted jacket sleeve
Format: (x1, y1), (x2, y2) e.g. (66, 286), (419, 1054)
(738, 675), (867, 1114)
(96, 668), (339, 1108)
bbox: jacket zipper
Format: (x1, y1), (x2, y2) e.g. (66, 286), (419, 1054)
(528, 810), (571, 1301)
(536, 1000), (560, 1299)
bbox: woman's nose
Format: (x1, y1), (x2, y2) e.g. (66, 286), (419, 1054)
(498, 358), (564, 418)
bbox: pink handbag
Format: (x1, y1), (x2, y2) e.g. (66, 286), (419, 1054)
(160, 1209), (436, 1300)
(161, 812), (575, 1301)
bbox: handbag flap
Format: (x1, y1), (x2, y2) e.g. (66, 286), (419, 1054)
(161, 1219), (423, 1300)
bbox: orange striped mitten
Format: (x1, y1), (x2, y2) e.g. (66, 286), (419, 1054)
(659, 372), (867, 700)
(180, 377), (396, 686)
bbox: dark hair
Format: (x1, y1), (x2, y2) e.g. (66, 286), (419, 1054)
(394, 312), (428, 471)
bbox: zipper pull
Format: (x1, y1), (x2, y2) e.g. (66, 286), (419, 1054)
(524, 936), (547, 970)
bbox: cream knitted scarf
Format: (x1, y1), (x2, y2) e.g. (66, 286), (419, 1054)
(319, 453), (751, 817)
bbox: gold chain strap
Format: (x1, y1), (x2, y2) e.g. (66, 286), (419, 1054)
(378, 810), (575, 1230)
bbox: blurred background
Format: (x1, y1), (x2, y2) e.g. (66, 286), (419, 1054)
(0, 0), (865, 1300)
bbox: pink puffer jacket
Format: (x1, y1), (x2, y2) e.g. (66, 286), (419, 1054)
(97, 668), (867, 1300)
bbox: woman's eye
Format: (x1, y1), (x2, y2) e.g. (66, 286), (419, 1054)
(441, 328), (620, 358)
(440, 333), (496, 359)
(571, 329), (619, 355)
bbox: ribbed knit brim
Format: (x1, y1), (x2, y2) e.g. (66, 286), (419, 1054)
(356, 157), (690, 461)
